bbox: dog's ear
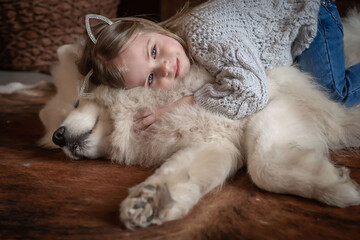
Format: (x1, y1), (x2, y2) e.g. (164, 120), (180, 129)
(91, 85), (119, 107)
(57, 43), (82, 64)
(177, 64), (214, 95)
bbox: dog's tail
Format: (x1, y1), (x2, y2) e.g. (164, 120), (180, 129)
(330, 105), (360, 149)
(343, 8), (360, 68)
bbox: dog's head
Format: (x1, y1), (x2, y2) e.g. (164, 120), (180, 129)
(38, 42), (113, 159)
(52, 98), (112, 160)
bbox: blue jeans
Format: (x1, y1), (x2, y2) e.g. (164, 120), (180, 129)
(296, 0), (360, 107)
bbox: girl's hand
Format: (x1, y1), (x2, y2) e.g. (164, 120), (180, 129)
(132, 107), (167, 133)
(132, 96), (195, 133)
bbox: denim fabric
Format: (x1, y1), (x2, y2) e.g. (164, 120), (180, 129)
(296, 1), (360, 107)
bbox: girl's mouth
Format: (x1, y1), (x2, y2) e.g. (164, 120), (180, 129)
(175, 58), (180, 78)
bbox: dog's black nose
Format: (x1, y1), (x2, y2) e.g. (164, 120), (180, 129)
(53, 127), (66, 147)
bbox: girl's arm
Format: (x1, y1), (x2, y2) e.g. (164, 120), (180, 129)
(192, 35), (268, 120)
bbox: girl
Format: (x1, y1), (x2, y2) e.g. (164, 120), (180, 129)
(78, 0), (359, 132)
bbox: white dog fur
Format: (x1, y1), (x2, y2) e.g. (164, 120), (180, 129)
(39, 12), (360, 229)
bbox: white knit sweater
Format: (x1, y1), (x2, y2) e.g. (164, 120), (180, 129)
(177, 0), (321, 119)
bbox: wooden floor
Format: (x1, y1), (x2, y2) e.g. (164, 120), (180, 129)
(1, 82), (360, 240)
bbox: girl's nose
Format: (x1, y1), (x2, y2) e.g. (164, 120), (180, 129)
(159, 60), (171, 77)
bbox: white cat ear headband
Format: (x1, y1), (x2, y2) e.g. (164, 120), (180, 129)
(77, 14), (114, 100)
(85, 14), (114, 44)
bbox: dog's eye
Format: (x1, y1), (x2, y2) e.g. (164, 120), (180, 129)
(73, 143), (79, 152)
(74, 100), (79, 108)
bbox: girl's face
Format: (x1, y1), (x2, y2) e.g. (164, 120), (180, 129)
(114, 32), (191, 89)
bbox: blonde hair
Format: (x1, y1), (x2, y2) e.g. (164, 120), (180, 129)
(77, 9), (194, 89)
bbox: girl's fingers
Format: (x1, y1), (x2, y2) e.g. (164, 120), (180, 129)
(133, 114), (155, 132)
(133, 109), (153, 121)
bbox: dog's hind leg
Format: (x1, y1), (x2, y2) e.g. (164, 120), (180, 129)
(120, 140), (242, 230)
(246, 109), (360, 208)
(248, 143), (360, 207)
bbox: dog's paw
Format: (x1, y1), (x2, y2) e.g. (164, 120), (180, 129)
(120, 183), (173, 230)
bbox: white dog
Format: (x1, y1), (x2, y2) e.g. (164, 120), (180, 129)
(39, 13), (360, 230)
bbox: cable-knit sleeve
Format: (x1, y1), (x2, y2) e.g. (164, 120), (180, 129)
(193, 35), (268, 120)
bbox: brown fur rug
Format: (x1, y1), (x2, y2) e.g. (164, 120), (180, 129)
(1, 82), (360, 239)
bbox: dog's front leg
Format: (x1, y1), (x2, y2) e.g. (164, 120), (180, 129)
(120, 140), (242, 230)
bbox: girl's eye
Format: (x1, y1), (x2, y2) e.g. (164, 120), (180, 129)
(148, 73), (154, 85)
(151, 46), (156, 58)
